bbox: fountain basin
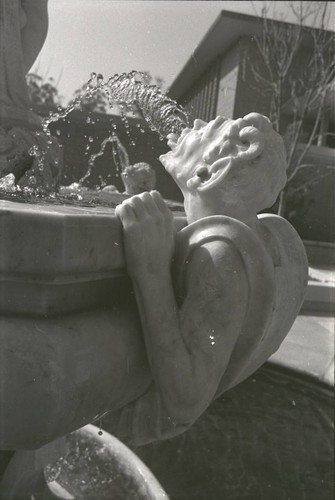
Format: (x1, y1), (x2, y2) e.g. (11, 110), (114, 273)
(0, 199), (186, 315)
(0, 424), (168, 499)
(0, 198), (186, 450)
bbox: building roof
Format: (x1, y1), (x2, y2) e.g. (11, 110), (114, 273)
(168, 9), (334, 100)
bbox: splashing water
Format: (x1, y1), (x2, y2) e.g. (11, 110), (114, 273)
(42, 71), (189, 194)
(104, 71), (189, 138)
(1, 71), (189, 203)
(80, 134), (129, 184)
(42, 71), (189, 140)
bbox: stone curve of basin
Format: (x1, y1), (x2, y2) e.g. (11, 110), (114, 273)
(0, 200), (186, 450)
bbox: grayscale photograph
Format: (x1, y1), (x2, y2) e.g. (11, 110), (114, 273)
(0, 1), (334, 498)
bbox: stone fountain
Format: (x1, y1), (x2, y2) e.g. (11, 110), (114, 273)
(0, 0), (179, 496)
(0, 0), (149, 450)
(0, 0), (186, 450)
(0, 1), (308, 498)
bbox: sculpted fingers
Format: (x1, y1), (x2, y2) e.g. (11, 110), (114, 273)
(122, 192), (173, 228)
(115, 193), (166, 238)
(127, 195), (150, 221)
(150, 191), (174, 225)
(118, 193), (156, 219)
(133, 191), (166, 218)
(115, 192), (175, 278)
(115, 201), (138, 232)
(151, 190), (170, 212)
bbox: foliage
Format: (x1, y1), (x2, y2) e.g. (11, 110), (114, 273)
(71, 82), (110, 114)
(248, 1), (335, 216)
(26, 73), (62, 109)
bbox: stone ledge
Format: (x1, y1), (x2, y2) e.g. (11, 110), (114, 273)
(268, 314), (334, 387)
(304, 240), (335, 266)
(302, 281), (335, 314)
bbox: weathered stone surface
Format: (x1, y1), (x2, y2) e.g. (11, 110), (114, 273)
(0, 0), (62, 193)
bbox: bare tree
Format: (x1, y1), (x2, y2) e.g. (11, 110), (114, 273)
(249, 1), (334, 216)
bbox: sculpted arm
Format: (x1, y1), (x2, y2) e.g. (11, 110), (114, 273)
(115, 192), (248, 425)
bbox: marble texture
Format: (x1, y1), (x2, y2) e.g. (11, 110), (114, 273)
(0, 0), (62, 191)
(112, 113), (308, 445)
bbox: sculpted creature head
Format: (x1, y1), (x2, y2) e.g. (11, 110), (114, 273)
(121, 162), (156, 195)
(160, 113), (287, 216)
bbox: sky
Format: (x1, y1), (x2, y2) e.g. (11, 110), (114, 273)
(31, 1), (335, 104)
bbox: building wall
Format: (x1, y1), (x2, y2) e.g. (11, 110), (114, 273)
(179, 58), (221, 123)
(233, 37), (272, 119)
(284, 144), (335, 243)
(216, 43), (240, 118)
(293, 168), (335, 242)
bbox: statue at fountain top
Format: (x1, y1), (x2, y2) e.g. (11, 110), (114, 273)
(112, 113), (308, 445)
(0, 0), (62, 192)
(0, 0), (48, 126)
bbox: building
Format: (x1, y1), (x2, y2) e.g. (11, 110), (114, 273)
(168, 10), (335, 258)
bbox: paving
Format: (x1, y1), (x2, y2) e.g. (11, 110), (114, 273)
(136, 358), (334, 500)
(135, 269), (335, 499)
(269, 267), (334, 387)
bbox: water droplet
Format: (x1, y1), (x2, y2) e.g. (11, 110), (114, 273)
(7, 70), (189, 201)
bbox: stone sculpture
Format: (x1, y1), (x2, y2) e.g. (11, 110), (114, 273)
(121, 161), (156, 195)
(0, 115), (308, 497)
(0, 0), (62, 191)
(0, 1), (309, 496)
(1, 113), (308, 497)
(110, 113), (308, 444)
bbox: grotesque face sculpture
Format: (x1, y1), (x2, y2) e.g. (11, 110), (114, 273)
(121, 162), (156, 195)
(160, 113), (287, 214)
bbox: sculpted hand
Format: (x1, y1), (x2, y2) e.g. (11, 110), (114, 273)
(115, 191), (175, 280)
